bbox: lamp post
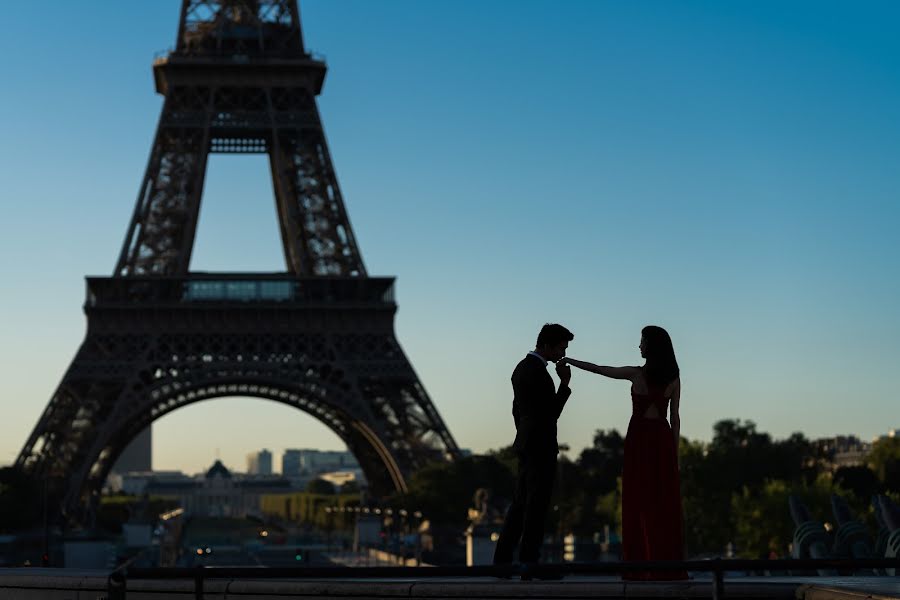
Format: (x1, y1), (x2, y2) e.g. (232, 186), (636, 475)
(42, 475), (49, 567)
(556, 443), (570, 563)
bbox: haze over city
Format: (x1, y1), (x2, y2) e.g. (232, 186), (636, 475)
(2, 0), (899, 476)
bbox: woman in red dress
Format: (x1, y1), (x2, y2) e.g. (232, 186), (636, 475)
(563, 325), (687, 580)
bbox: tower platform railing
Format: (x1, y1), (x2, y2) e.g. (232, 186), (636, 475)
(85, 275), (396, 307)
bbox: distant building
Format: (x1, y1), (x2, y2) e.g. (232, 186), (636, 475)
(282, 449), (303, 477)
(117, 470), (192, 496)
(246, 449), (273, 475)
(281, 449), (359, 476)
(814, 435), (871, 471)
(145, 460), (292, 517)
(112, 427), (152, 473)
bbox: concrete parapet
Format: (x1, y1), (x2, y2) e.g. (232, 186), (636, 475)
(3, 571), (900, 600)
(799, 581), (900, 600)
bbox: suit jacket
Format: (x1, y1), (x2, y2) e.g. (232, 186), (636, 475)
(511, 353), (571, 457)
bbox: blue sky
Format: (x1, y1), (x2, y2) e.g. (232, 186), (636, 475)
(1, 1), (898, 475)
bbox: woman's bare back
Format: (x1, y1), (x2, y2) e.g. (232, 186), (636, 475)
(630, 372), (676, 419)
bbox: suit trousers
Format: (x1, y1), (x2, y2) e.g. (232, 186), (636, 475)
(493, 452), (557, 564)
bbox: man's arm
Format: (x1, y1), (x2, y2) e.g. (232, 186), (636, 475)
(554, 362), (572, 419)
(512, 360), (542, 423)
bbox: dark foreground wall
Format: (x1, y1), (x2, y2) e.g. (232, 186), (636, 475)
(4, 570), (893, 600)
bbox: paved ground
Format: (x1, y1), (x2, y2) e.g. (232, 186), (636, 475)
(1, 570), (899, 599)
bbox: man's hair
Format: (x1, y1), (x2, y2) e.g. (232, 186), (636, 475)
(536, 323), (574, 348)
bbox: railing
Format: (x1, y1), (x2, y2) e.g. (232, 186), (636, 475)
(106, 558), (900, 600)
(86, 275), (395, 307)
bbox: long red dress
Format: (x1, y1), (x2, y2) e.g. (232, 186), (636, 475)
(621, 382), (688, 580)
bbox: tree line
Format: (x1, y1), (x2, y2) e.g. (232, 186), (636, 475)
(4, 419), (900, 560)
(390, 419), (900, 558)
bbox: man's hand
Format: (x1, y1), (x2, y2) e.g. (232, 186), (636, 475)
(556, 361), (571, 385)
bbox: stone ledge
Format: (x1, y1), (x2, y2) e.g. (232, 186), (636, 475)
(1, 571), (897, 600)
(799, 582), (900, 600)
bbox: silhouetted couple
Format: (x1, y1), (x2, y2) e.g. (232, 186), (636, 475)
(493, 323), (687, 580)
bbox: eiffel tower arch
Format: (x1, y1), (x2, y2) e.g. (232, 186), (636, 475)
(16, 0), (460, 527)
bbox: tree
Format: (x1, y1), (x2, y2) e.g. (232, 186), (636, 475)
(577, 429), (624, 496)
(97, 494), (180, 534)
(834, 465), (881, 500)
(545, 430), (624, 537)
(680, 438), (733, 555)
(394, 454), (515, 531)
(306, 479), (336, 495)
(730, 476), (833, 559)
(548, 454), (585, 537)
(679, 420), (824, 556)
(0, 467), (42, 533)
(339, 481), (360, 494)
(868, 437), (900, 492)
(487, 445), (518, 480)
(772, 432), (817, 485)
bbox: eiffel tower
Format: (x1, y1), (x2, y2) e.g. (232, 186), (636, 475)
(16, 0), (459, 527)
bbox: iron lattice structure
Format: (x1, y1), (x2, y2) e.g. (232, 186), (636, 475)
(17, 0), (459, 527)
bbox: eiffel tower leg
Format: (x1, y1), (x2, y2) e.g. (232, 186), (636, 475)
(337, 334), (461, 477)
(16, 331), (150, 526)
(116, 91), (213, 276)
(268, 112), (366, 277)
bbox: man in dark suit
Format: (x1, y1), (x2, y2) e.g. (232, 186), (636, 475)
(493, 323), (574, 568)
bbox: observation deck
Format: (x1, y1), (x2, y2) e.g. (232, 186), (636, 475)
(85, 275), (395, 308)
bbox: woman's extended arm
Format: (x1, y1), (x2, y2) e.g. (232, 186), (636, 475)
(563, 359), (640, 380)
(669, 378), (681, 452)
